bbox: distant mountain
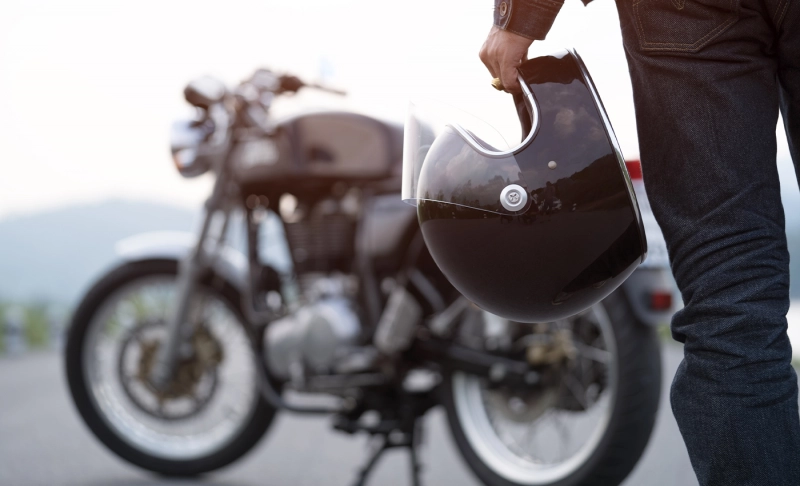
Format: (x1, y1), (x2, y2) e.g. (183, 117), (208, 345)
(0, 200), (199, 306)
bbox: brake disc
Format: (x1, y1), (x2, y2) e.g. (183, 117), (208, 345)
(118, 321), (223, 420)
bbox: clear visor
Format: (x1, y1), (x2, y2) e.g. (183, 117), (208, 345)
(402, 77), (539, 215)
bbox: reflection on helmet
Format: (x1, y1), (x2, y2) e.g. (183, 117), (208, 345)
(407, 49), (646, 322)
(418, 126), (526, 213)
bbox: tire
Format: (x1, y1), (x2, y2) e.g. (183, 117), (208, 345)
(64, 259), (278, 476)
(441, 290), (662, 486)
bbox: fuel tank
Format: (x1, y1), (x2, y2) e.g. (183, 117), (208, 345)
(234, 111), (404, 189)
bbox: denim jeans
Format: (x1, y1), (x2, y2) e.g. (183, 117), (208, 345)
(614, 0), (800, 484)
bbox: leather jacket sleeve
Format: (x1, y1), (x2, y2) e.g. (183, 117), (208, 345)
(493, 0), (592, 40)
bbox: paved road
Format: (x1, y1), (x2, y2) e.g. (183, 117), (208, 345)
(0, 344), (697, 486)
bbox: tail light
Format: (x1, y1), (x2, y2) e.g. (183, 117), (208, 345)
(649, 291), (673, 311)
(625, 159), (642, 180)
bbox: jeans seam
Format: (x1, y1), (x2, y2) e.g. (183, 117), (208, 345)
(634, 0), (738, 52)
(774, 0), (789, 29)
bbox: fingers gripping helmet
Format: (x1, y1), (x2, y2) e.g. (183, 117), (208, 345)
(403, 49), (646, 322)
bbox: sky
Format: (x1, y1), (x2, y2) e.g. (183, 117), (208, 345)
(0, 0), (797, 221)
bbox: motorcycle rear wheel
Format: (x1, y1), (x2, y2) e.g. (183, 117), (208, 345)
(64, 259), (277, 476)
(441, 291), (661, 486)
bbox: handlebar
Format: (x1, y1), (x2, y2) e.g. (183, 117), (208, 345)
(275, 74), (346, 96)
(304, 82), (347, 96)
(248, 69), (346, 96)
(184, 68), (346, 141)
(185, 69), (345, 109)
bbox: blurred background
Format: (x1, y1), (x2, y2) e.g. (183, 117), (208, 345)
(1, 1), (798, 485)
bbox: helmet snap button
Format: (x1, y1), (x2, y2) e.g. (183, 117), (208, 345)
(500, 184), (528, 212)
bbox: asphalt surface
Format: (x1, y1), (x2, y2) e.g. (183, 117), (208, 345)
(0, 344), (698, 486)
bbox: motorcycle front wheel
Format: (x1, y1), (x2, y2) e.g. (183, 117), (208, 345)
(64, 259), (277, 476)
(441, 291), (662, 486)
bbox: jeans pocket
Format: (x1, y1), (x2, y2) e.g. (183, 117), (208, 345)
(632, 0), (740, 52)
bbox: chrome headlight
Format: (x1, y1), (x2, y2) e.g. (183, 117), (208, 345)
(170, 120), (212, 178)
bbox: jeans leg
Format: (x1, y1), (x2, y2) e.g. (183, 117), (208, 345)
(615, 1), (800, 484)
(777, 0), (800, 176)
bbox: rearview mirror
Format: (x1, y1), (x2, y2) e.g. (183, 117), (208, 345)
(184, 76), (226, 108)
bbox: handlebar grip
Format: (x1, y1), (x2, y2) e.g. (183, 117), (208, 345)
(277, 75), (346, 96)
(308, 83), (347, 96)
(279, 75), (305, 93)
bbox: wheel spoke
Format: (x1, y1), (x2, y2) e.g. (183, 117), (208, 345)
(551, 412), (572, 463)
(564, 372), (590, 410)
(573, 341), (611, 364)
(523, 409), (553, 457)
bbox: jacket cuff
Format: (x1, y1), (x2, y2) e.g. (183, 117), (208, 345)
(493, 0), (566, 41)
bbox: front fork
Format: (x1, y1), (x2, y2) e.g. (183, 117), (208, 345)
(149, 172), (233, 389)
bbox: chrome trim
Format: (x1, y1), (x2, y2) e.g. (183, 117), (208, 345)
(449, 74), (539, 158)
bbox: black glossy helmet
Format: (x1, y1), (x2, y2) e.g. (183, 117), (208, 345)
(402, 49), (646, 322)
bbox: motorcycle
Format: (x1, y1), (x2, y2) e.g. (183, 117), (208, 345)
(64, 68), (674, 486)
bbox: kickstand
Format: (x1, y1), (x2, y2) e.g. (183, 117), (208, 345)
(351, 420), (423, 486)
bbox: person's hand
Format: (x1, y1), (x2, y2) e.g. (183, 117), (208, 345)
(479, 26), (533, 94)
